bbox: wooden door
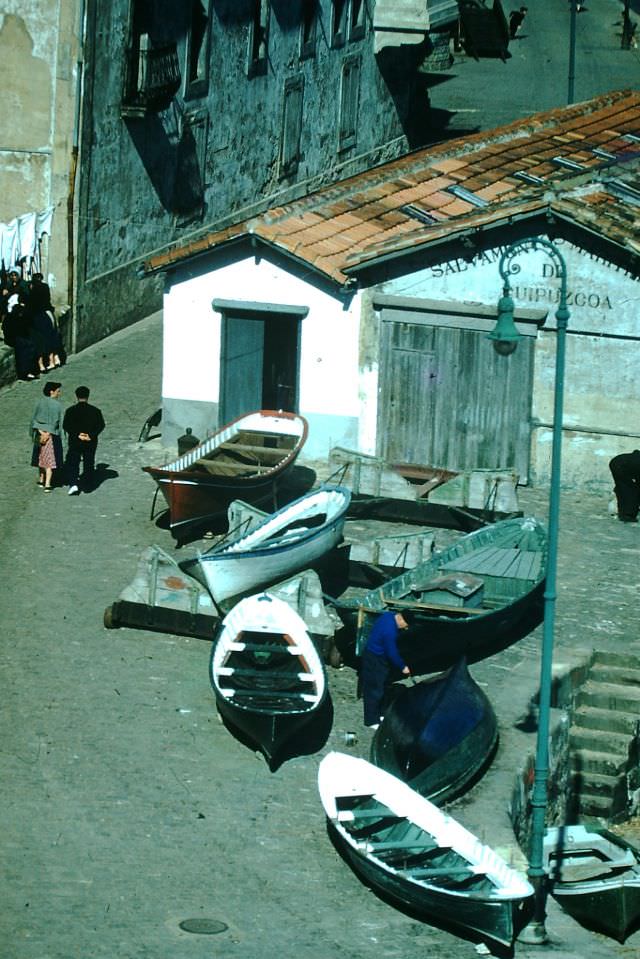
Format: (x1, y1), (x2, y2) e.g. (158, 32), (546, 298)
(220, 316), (264, 423)
(379, 316), (533, 479)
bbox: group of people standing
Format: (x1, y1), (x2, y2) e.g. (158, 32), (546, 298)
(1, 269), (64, 380)
(30, 381), (105, 494)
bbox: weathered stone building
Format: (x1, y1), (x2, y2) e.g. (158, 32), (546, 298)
(0, 4), (82, 313)
(76, 1), (460, 350)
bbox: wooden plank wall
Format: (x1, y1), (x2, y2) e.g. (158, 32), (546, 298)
(379, 318), (534, 479)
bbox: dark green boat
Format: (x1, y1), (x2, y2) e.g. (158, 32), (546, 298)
(543, 825), (640, 942)
(370, 659), (498, 804)
(334, 515), (547, 675)
(319, 753), (533, 949)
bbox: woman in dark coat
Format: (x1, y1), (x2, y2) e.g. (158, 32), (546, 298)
(3, 303), (39, 380)
(28, 275), (62, 371)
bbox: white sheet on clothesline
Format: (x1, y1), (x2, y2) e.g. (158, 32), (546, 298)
(0, 206), (54, 272)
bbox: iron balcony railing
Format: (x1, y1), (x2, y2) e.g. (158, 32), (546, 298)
(122, 39), (181, 116)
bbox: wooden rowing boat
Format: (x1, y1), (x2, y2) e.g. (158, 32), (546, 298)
(210, 593), (328, 768)
(142, 410), (308, 540)
(183, 486), (350, 609)
(333, 516), (546, 675)
(543, 825), (640, 942)
(370, 659), (498, 804)
(318, 752), (533, 948)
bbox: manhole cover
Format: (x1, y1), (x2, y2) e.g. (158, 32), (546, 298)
(179, 918), (228, 935)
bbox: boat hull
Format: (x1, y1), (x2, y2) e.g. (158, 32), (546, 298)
(188, 487), (351, 606)
(143, 410), (308, 538)
(552, 881), (640, 942)
(334, 516), (546, 675)
(337, 841), (525, 947)
(215, 695), (323, 765)
(210, 594), (329, 768)
(370, 660), (498, 804)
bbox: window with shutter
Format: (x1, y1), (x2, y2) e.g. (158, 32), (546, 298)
(338, 55), (360, 151)
(280, 76), (305, 177)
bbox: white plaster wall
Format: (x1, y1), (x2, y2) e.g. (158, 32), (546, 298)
(163, 276), (222, 403)
(163, 254), (362, 454)
(378, 236), (640, 490)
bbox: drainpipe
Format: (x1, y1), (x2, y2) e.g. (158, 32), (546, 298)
(67, 0), (88, 355)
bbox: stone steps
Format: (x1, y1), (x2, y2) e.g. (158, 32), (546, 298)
(572, 705), (640, 736)
(591, 649), (640, 671)
(565, 655), (640, 822)
(567, 769), (626, 799)
(570, 747), (629, 778)
(588, 662), (640, 687)
(569, 726), (631, 757)
(575, 680), (640, 714)
(572, 792), (621, 821)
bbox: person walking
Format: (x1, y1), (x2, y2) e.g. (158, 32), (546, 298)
(63, 386), (105, 495)
(30, 381), (64, 491)
(360, 610), (411, 729)
(509, 5), (528, 39)
(609, 450), (640, 523)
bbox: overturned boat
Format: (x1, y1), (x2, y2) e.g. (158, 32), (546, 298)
(143, 410), (308, 539)
(318, 752), (533, 948)
(183, 485), (350, 608)
(210, 593), (328, 768)
(371, 659), (498, 804)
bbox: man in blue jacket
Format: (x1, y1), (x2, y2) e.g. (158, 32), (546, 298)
(361, 610), (411, 729)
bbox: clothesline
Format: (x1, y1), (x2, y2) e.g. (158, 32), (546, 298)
(1, 208), (54, 276)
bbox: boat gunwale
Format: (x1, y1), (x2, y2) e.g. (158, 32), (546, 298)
(340, 517), (547, 621)
(144, 410), (309, 477)
(198, 486), (351, 561)
(319, 753), (533, 900)
(211, 593), (327, 711)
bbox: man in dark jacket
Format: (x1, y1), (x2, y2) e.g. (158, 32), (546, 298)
(361, 610), (411, 728)
(63, 386), (105, 494)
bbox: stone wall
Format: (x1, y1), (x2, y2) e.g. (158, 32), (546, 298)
(75, 0), (429, 350)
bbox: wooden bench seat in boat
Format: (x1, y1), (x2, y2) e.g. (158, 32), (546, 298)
(378, 596), (487, 616)
(217, 666), (313, 682)
(218, 442), (289, 460)
(231, 430), (297, 446)
(191, 459), (271, 476)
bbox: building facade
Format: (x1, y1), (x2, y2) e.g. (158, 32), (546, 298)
(0, 4), (82, 314)
(143, 92), (640, 491)
(75, 0), (455, 350)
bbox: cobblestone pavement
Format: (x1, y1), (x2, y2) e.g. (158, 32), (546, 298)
(2, 313), (640, 959)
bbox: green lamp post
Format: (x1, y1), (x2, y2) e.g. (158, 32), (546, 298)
(489, 236), (570, 943)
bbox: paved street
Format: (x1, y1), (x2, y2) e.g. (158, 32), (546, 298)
(427, 0), (640, 140)
(2, 312), (640, 959)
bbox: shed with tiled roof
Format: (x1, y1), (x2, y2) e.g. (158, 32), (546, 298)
(149, 91), (640, 492)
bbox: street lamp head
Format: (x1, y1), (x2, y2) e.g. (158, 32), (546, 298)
(488, 289), (523, 356)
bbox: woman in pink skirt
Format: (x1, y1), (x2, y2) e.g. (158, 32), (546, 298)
(30, 381), (64, 491)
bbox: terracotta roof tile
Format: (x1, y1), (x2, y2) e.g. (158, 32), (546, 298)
(430, 157), (469, 175)
(144, 90), (640, 281)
